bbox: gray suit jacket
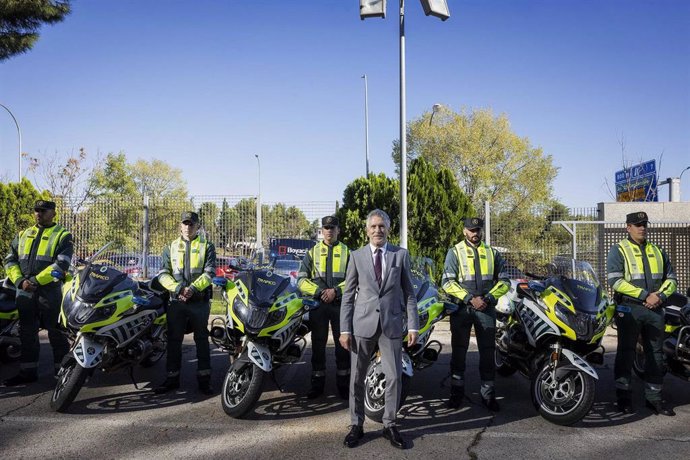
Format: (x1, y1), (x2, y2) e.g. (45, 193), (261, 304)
(340, 243), (419, 339)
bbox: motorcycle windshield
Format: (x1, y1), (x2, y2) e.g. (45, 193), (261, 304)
(237, 269), (293, 306)
(409, 256), (438, 302)
(546, 257), (602, 314)
(76, 243), (138, 303)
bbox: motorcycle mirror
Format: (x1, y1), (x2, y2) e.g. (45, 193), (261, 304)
(527, 280), (546, 292)
(302, 298), (319, 311)
(212, 276), (228, 287)
(132, 295), (151, 307)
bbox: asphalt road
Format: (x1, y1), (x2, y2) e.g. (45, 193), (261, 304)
(1, 321), (689, 460)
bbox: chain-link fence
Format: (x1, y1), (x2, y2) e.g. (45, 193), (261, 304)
(56, 195), (336, 278)
(486, 204), (690, 295)
(48, 196), (689, 293)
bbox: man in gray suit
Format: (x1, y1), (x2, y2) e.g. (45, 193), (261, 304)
(339, 209), (419, 450)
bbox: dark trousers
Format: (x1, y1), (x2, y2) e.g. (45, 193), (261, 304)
(17, 285), (70, 373)
(614, 303), (665, 400)
(309, 301), (350, 375)
(450, 305), (496, 387)
(166, 299), (211, 376)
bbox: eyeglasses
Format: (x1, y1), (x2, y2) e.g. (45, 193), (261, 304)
(631, 222), (648, 228)
(323, 225), (335, 230)
(34, 208), (49, 213)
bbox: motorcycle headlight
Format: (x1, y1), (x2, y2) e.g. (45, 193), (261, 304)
(266, 307), (286, 328)
(554, 303), (575, 325)
(71, 299), (117, 326)
(72, 300), (95, 325)
(232, 297), (250, 325)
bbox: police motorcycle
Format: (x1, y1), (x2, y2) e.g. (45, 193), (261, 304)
(494, 257), (615, 425)
(0, 278), (20, 362)
(633, 292), (690, 383)
(50, 242), (168, 412)
(364, 259), (458, 423)
(210, 260), (318, 418)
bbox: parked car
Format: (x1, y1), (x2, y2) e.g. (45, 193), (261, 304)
(272, 258), (301, 286)
(108, 254), (162, 280)
(216, 256), (250, 280)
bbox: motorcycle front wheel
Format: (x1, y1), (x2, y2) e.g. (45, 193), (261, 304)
(363, 358), (411, 423)
(0, 343), (21, 363)
(221, 362), (265, 418)
(531, 362), (595, 426)
(50, 358), (90, 413)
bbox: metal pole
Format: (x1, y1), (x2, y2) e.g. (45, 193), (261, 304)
(572, 223), (578, 261)
(0, 103), (22, 181)
(399, 0), (408, 249)
(255, 154), (263, 262)
(142, 192), (150, 279)
(484, 201), (491, 246)
(362, 74), (370, 178)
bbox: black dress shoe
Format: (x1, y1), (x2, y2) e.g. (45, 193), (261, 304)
(617, 398), (635, 414)
(153, 376), (180, 394)
(343, 425), (364, 448)
(646, 399), (675, 416)
(382, 425), (405, 449)
(2, 372), (38, 387)
(482, 396), (500, 412)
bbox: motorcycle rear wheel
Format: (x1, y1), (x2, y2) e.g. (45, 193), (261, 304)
(50, 359), (90, 413)
(495, 349), (517, 377)
(221, 362), (265, 418)
(363, 359), (411, 423)
(531, 362), (595, 426)
(141, 334), (167, 368)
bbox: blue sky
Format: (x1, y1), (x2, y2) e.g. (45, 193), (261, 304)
(1, 0), (688, 207)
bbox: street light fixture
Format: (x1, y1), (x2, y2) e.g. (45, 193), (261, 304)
(0, 103), (23, 182)
(255, 154), (263, 262)
(362, 74), (370, 177)
(429, 103), (443, 126)
(359, 0), (450, 248)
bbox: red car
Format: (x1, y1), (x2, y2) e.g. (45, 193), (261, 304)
(216, 256), (250, 280)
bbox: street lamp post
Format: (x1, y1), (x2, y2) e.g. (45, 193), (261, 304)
(360, 0), (449, 248)
(255, 154), (263, 262)
(0, 103), (23, 181)
(362, 74), (370, 178)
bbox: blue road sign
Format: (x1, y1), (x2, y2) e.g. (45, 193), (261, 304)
(615, 160), (658, 202)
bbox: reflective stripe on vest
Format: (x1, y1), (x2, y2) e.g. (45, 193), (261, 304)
(453, 241), (495, 282)
(311, 242), (348, 280)
(170, 234), (208, 277)
(18, 224), (67, 261)
(618, 239), (664, 282)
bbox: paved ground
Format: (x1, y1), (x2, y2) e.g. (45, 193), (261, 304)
(1, 321), (689, 459)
